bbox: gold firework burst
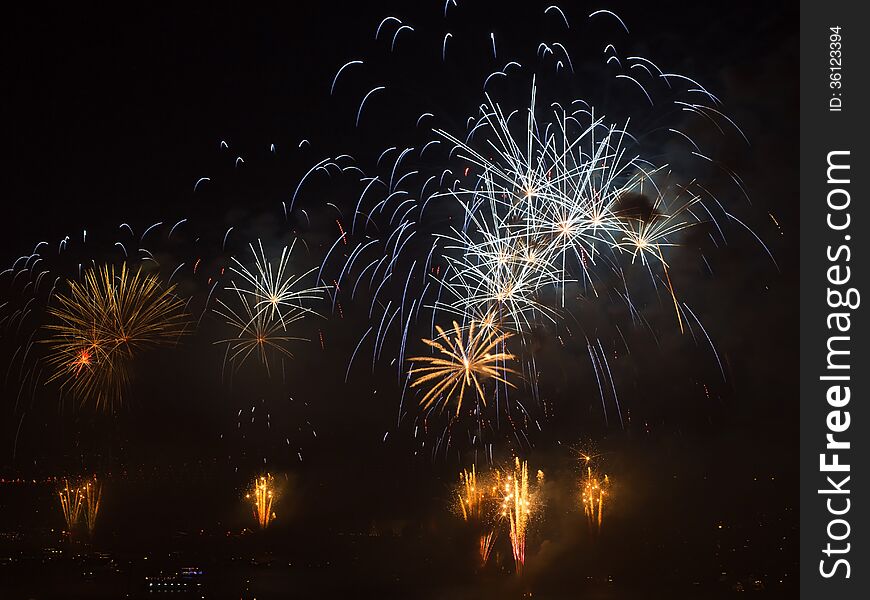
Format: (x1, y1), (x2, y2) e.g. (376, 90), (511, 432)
(408, 318), (519, 415)
(44, 263), (188, 411)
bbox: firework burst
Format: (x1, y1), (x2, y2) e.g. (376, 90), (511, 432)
(215, 240), (325, 375)
(432, 82), (706, 330)
(214, 289), (306, 376)
(320, 2), (769, 456)
(408, 318), (519, 416)
(43, 263), (188, 411)
(227, 240), (325, 330)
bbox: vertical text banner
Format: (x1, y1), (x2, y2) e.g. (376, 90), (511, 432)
(801, 1), (868, 597)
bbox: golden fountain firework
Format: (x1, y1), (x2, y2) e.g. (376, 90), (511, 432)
(57, 479), (84, 531)
(498, 458), (543, 574)
(450, 461), (544, 570)
(247, 474), (277, 529)
(453, 466), (502, 567)
(579, 453), (610, 530)
(458, 466), (498, 567)
(456, 466), (486, 522)
(83, 479), (102, 537)
(408, 318), (519, 415)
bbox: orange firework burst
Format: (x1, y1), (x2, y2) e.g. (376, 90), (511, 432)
(44, 263), (188, 411)
(408, 318), (519, 415)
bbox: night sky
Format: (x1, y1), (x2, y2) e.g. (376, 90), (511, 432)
(2, 2), (798, 596)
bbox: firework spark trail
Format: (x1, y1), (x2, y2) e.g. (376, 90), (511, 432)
(457, 465), (485, 522)
(579, 452), (610, 530)
(498, 457), (542, 574)
(83, 479), (102, 537)
(452, 465), (503, 567)
(433, 195), (563, 333)
(58, 479), (83, 532)
(247, 474), (276, 529)
(479, 529), (498, 566)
